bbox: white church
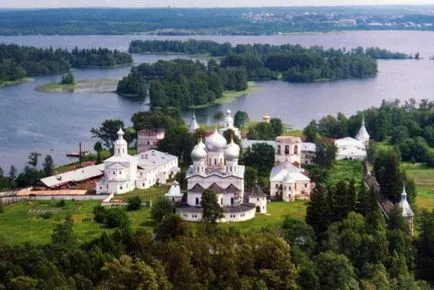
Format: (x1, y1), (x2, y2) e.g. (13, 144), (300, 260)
(176, 129), (267, 222)
(335, 117), (370, 160)
(96, 128), (179, 195)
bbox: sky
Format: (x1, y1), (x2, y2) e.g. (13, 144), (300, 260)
(1, 0), (434, 9)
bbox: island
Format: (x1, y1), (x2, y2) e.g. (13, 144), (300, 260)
(0, 44), (132, 87)
(35, 79), (119, 94)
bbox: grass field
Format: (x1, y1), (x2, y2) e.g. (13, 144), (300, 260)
(222, 200), (307, 232)
(402, 162), (434, 210)
(0, 185), (170, 246)
(327, 160), (364, 186)
(0, 184), (307, 245)
(35, 79), (118, 94)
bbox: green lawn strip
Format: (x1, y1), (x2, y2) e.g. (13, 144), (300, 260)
(221, 201), (307, 232)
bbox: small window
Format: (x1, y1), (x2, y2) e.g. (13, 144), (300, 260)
(196, 198), (199, 205)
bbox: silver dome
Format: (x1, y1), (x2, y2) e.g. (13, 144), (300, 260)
(205, 128), (227, 151)
(224, 139), (240, 161)
(191, 140), (207, 161)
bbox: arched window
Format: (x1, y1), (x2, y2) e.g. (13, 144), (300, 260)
(214, 159), (217, 165)
(285, 145), (290, 155)
(294, 145), (299, 154)
(277, 145), (281, 155)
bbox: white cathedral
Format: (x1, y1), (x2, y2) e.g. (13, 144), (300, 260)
(96, 128), (178, 195)
(176, 128), (267, 222)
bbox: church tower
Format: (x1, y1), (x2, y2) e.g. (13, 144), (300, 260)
(356, 116), (370, 147)
(275, 136), (302, 166)
(399, 184), (414, 235)
(114, 128), (128, 156)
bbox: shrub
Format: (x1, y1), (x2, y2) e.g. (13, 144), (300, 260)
(105, 208), (129, 228)
(93, 205), (107, 224)
(0, 203), (4, 214)
(151, 196), (174, 223)
(126, 196), (141, 211)
(56, 200), (66, 207)
(40, 210), (53, 219)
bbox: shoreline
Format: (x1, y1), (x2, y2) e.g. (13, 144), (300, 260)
(190, 81), (257, 109)
(0, 78), (34, 88)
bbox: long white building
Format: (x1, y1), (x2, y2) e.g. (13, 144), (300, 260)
(96, 129), (178, 195)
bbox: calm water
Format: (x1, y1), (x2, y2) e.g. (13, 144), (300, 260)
(0, 31), (434, 170)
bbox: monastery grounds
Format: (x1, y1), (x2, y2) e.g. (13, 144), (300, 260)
(0, 160), (377, 245)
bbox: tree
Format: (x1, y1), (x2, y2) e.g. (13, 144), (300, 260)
(127, 196), (142, 211)
(93, 205), (107, 223)
(270, 118), (284, 137)
(90, 119), (125, 149)
(374, 149), (405, 202)
(155, 214), (189, 240)
(201, 189), (223, 224)
(94, 141), (103, 164)
(60, 70), (75, 85)
(151, 196), (174, 223)
(234, 111), (249, 128)
(306, 186), (331, 238)
(314, 251), (359, 290)
(303, 121), (320, 143)
(28, 152), (41, 168)
(42, 155), (54, 177)
(415, 210), (434, 284)
(105, 208), (130, 229)
(243, 143), (275, 177)
(100, 255), (171, 290)
(213, 111), (224, 123)
(51, 215), (77, 250)
(314, 140), (337, 169)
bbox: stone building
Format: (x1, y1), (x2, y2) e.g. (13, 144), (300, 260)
(96, 129), (178, 195)
(137, 129), (165, 152)
(176, 129), (265, 222)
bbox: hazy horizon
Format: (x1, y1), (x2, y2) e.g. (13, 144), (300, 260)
(1, 0), (434, 9)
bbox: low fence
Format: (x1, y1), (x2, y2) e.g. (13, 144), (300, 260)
(0, 194), (110, 205)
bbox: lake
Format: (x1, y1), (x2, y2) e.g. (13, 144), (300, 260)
(0, 31), (434, 170)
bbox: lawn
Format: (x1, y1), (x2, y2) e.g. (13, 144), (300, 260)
(221, 200), (307, 232)
(0, 185), (170, 246)
(402, 162), (434, 210)
(327, 160), (364, 186)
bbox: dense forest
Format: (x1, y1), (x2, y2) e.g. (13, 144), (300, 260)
(303, 98), (434, 168)
(117, 59), (247, 108)
(129, 40), (379, 82)
(0, 44), (132, 85)
(0, 182), (432, 289)
(130, 39), (411, 60)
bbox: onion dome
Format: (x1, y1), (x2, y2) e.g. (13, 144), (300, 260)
(205, 128), (227, 151)
(225, 138), (240, 161)
(114, 128), (127, 146)
(191, 139), (207, 161)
